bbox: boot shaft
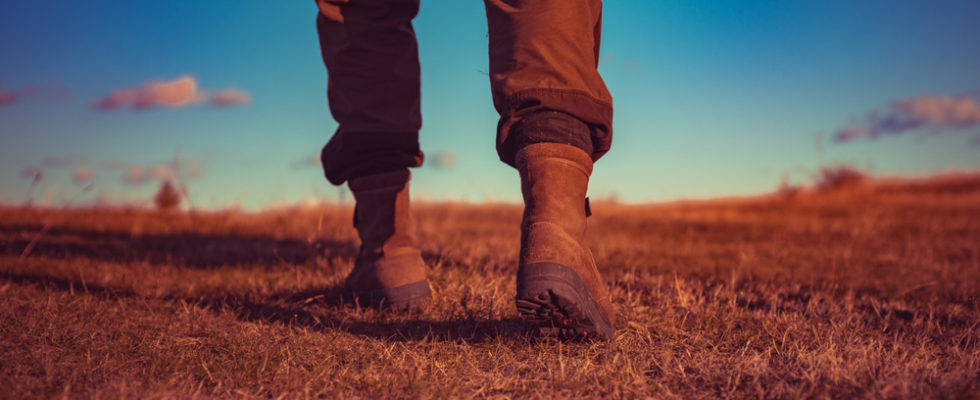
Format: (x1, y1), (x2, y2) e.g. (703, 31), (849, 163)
(348, 170), (416, 256)
(516, 143), (593, 243)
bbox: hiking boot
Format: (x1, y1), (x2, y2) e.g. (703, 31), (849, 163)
(514, 143), (616, 339)
(345, 170), (431, 310)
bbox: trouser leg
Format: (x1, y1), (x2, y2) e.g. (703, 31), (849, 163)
(485, 0), (614, 167)
(316, 0), (424, 185)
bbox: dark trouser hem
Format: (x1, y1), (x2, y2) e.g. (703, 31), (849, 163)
(507, 110), (594, 158)
(320, 129), (423, 185)
(496, 88), (613, 167)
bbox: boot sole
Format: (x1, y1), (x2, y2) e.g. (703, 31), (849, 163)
(516, 262), (615, 340)
(350, 280), (432, 311)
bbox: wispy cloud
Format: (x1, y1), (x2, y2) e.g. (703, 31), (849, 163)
(211, 89), (252, 108)
(103, 160), (129, 171)
(624, 60), (644, 73)
(42, 154), (87, 169)
(117, 159), (205, 186)
(178, 159), (205, 179)
(834, 94), (980, 143)
(970, 134), (980, 147)
(19, 166), (43, 180)
(124, 166), (151, 185)
(72, 166), (96, 183)
(0, 83), (72, 107)
(429, 150), (457, 170)
(94, 76), (204, 110)
(93, 76), (251, 111)
(0, 89), (18, 106)
(19, 154), (86, 185)
(291, 154), (321, 169)
(151, 164), (173, 180)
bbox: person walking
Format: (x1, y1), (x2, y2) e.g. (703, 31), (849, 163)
(315, 0), (616, 339)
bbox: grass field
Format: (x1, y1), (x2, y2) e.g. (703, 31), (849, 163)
(2, 174), (979, 399)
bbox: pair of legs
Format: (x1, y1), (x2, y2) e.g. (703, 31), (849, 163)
(315, 0), (616, 339)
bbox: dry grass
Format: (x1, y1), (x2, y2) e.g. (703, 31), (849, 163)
(2, 174), (979, 399)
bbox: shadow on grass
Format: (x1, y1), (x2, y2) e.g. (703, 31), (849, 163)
(3, 225), (478, 271)
(0, 271), (535, 343)
(205, 292), (534, 343)
(1, 224), (357, 268)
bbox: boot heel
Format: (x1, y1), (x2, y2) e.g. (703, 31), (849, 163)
(353, 280), (432, 311)
(516, 262), (614, 340)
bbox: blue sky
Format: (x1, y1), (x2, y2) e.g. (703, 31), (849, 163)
(2, 1), (979, 209)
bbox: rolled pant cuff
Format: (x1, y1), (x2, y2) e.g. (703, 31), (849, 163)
(496, 88), (613, 168)
(320, 129), (424, 186)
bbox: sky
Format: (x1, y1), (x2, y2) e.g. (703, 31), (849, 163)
(2, 0), (979, 210)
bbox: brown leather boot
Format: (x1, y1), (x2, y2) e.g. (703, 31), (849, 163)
(515, 143), (616, 339)
(345, 170), (431, 310)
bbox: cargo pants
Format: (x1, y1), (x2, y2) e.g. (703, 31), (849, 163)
(316, 0), (613, 185)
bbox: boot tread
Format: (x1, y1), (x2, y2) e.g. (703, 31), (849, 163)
(516, 262), (615, 340)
